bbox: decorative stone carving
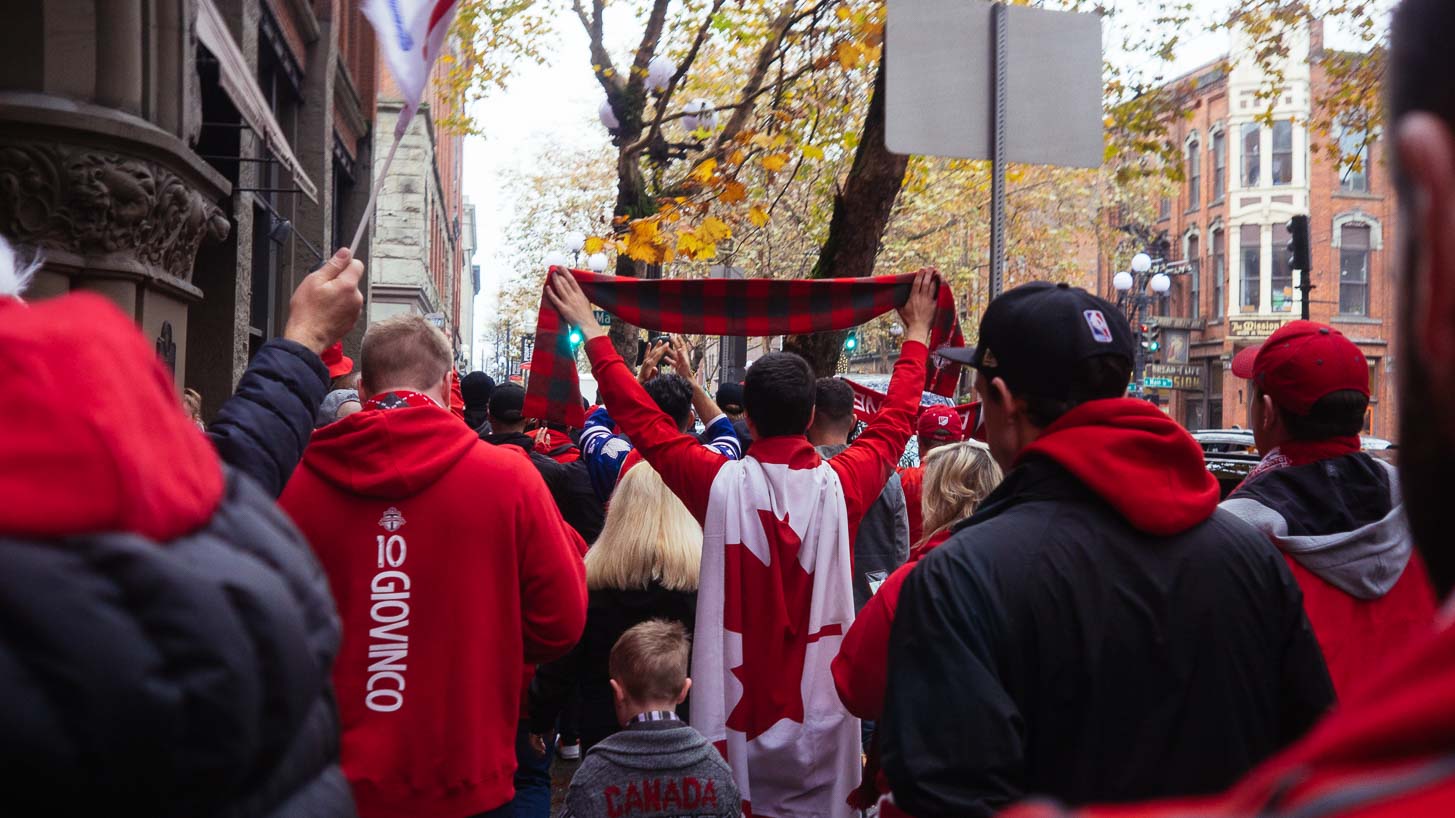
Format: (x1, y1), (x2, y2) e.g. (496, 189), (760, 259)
(0, 141), (229, 281)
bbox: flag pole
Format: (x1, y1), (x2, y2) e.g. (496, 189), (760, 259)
(349, 124), (406, 256)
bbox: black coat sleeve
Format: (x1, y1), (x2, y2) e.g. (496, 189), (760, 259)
(528, 637), (587, 735)
(880, 550), (1025, 818)
(208, 339), (329, 497)
(1274, 562), (1336, 744)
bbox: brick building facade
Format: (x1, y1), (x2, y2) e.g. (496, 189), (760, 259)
(1097, 22), (1398, 439)
(0, 0), (380, 418)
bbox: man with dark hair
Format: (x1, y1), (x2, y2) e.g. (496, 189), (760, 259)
(881, 282), (1333, 817)
(461, 370), (496, 435)
(998, 4), (1455, 816)
(809, 377), (910, 610)
(546, 267), (939, 816)
(1220, 321), (1435, 697)
(705, 380), (754, 452)
(580, 337), (742, 502)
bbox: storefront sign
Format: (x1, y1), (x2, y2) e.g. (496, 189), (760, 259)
(1144, 363), (1203, 391)
(1228, 318), (1289, 339)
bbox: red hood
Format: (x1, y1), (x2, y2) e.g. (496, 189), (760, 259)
(1017, 398), (1219, 535)
(0, 294), (222, 541)
(302, 403), (478, 499)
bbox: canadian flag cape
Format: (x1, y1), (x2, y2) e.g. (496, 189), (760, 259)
(695, 456), (861, 818)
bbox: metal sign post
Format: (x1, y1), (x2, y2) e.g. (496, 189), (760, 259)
(887, 0), (1103, 299)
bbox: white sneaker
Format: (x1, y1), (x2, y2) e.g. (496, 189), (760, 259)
(556, 739), (581, 760)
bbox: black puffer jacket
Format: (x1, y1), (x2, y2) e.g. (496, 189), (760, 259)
(0, 469), (353, 818)
(529, 583), (697, 751)
(209, 338), (331, 497)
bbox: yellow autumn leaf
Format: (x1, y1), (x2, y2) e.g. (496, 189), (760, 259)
(677, 232), (706, 259)
(836, 41), (862, 70)
(720, 180), (747, 204)
(836, 5), (851, 21)
(583, 236), (605, 254)
(699, 216), (732, 243)
(803, 145), (825, 160)
(729, 149), (746, 166)
(749, 205), (770, 227)
(691, 158), (718, 185)
(762, 153), (790, 173)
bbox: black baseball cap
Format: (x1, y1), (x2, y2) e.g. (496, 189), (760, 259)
(939, 281), (1134, 400)
(488, 383), (526, 422)
(461, 371), (496, 409)
(716, 382), (744, 411)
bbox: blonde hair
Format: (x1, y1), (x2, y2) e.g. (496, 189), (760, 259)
(610, 619), (691, 703)
(586, 463), (702, 592)
(920, 441), (1003, 547)
(360, 314), (452, 397)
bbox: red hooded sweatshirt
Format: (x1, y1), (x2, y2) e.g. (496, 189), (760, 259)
(280, 400), (587, 818)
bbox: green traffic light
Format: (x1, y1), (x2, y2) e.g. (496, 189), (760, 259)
(844, 333), (858, 351)
(569, 329), (584, 345)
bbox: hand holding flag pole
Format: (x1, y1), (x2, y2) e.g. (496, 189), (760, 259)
(353, 0), (462, 255)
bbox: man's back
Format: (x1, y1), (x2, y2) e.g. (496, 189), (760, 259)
(281, 404), (587, 818)
(883, 457), (1334, 817)
(1222, 451), (1436, 696)
(818, 443), (911, 609)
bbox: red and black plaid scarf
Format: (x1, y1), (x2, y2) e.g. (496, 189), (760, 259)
(523, 268), (964, 427)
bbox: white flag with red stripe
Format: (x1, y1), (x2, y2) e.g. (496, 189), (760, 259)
(695, 457), (861, 817)
(362, 0), (460, 138)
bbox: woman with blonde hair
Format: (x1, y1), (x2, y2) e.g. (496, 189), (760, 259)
(527, 461), (702, 755)
(832, 440), (1003, 816)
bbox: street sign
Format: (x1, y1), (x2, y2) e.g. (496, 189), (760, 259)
(1145, 363), (1204, 392)
(1144, 377), (1175, 389)
(886, 0), (1103, 167)
(592, 309), (613, 326)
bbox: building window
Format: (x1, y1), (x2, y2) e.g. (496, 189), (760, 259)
(1242, 123), (1261, 187)
(1339, 128), (1370, 193)
(1159, 196), (1171, 220)
(1271, 222), (1293, 312)
(1240, 224), (1261, 309)
(1212, 228), (1226, 319)
(1188, 140), (1201, 209)
(1213, 131), (1226, 200)
(1272, 120), (1294, 186)
(1365, 359), (1380, 435)
(1188, 234), (1201, 319)
(1340, 224), (1371, 315)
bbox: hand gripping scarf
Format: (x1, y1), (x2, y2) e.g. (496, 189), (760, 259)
(523, 268), (965, 427)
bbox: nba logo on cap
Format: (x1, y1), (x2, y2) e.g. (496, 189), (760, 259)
(1084, 310), (1114, 343)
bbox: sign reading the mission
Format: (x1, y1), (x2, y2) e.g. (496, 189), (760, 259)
(1229, 318), (1291, 339)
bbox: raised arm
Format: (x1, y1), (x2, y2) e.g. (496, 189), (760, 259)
(547, 271), (729, 521)
(829, 269), (937, 529)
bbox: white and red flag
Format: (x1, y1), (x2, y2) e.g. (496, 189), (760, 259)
(695, 458), (861, 817)
(362, 0), (461, 138)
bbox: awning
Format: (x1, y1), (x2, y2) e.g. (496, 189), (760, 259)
(196, 0), (319, 202)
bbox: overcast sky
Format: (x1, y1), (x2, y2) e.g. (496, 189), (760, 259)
(458, 1), (1396, 356)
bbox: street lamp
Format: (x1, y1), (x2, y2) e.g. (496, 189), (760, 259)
(682, 99), (717, 132)
(1113, 250), (1183, 399)
(565, 232), (586, 255)
(587, 253), (609, 273)
(1131, 253), (1153, 274)
(1113, 271), (1134, 292)
(599, 98), (620, 132)
(1150, 272), (1172, 295)
(647, 56), (676, 93)
(544, 251), (570, 271)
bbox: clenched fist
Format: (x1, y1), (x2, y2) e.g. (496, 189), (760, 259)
(283, 248), (365, 355)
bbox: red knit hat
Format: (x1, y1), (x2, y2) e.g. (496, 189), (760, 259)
(1231, 321), (1369, 415)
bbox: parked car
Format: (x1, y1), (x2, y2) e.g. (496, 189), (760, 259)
(1191, 429), (1395, 498)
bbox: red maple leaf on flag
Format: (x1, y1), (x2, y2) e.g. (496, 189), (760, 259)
(723, 509), (842, 741)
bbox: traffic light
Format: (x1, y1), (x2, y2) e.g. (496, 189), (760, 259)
(844, 331), (859, 352)
(1286, 214), (1311, 272)
(1139, 323), (1161, 354)
(568, 328), (584, 348)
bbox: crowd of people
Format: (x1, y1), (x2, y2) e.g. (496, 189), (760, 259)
(4, 1), (1455, 816)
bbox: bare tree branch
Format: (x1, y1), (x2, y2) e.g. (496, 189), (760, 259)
(627, 0), (728, 157)
(574, 0), (621, 95)
(627, 0), (674, 96)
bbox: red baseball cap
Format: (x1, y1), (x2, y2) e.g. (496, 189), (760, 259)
(917, 405), (964, 441)
(321, 342), (354, 379)
(1230, 321), (1369, 415)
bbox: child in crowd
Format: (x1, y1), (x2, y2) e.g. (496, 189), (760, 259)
(563, 620), (741, 818)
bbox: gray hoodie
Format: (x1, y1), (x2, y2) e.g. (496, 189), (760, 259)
(1221, 452), (1411, 599)
(563, 720), (741, 818)
(817, 443), (910, 610)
